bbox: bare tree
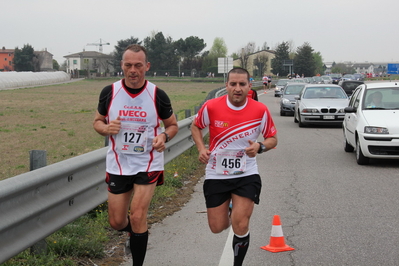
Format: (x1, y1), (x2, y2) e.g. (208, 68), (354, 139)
(238, 42), (255, 69)
(253, 53), (269, 76)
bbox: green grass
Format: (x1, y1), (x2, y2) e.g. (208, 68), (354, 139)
(0, 78), (223, 180)
(2, 211), (110, 266)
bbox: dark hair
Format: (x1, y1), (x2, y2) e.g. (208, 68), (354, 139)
(123, 44), (148, 62)
(227, 67), (250, 82)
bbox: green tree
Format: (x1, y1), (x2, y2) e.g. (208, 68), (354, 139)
(143, 31), (178, 74)
(331, 63), (355, 74)
(294, 42), (315, 77)
(175, 36), (206, 71)
(313, 52), (324, 75)
(202, 37), (228, 73)
(230, 52), (240, 60)
(112, 36), (141, 73)
(271, 42), (290, 76)
(53, 59), (60, 71)
(13, 44), (35, 71)
(209, 37), (228, 58)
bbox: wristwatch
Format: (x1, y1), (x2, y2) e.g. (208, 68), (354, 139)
(161, 132), (170, 143)
(257, 142), (266, 154)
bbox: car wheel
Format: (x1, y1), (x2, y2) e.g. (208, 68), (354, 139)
(298, 112), (305, 127)
(356, 138), (369, 165)
(343, 131), (354, 152)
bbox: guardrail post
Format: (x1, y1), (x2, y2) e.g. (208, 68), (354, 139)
(185, 109), (191, 118)
(194, 106), (200, 114)
(29, 150), (48, 255)
(104, 137), (109, 147)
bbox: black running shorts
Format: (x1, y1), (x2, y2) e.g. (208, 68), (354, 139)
(105, 171), (164, 194)
(203, 174), (262, 208)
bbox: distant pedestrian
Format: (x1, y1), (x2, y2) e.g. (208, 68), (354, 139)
(262, 74), (269, 90)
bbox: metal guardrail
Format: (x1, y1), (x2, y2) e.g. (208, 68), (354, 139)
(0, 116), (207, 263)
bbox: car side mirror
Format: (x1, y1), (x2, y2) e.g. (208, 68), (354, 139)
(344, 106), (356, 113)
(294, 96), (300, 100)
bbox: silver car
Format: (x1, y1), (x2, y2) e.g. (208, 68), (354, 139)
(280, 83), (306, 116)
(275, 79), (290, 97)
(321, 75), (332, 84)
(294, 84), (349, 127)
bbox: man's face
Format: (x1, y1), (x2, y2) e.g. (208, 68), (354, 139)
(226, 73), (251, 107)
(121, 50), (150, 88)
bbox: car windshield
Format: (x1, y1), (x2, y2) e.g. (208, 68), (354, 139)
(284, 85), (305, 95)
(362, 88), (399, 110)
(313, 77), (323, 82)
(303, 87), (347, 99)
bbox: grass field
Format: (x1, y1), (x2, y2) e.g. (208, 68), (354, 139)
(0, 78), (224, 180)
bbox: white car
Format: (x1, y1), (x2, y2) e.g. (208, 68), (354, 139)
(343, 82), (399, 165)
(294, 84), (349, 127)
(321, 75), (332, 84)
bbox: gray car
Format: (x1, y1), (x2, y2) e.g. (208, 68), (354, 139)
(294, 84), (349, 127)
(280, 83), (306, 116)
(275, 79), (290, 97)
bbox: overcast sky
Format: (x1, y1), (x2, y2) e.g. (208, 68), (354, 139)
(3, 0), (399, 65)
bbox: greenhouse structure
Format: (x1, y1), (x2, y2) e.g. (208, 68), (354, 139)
(0, 71), (71, 90)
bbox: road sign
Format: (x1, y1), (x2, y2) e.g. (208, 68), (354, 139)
(218, 57), (233, 74)
(283, 60), (293, 66)
(387, 64), (399, 74)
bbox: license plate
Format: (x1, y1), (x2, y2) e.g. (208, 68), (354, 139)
(323, 115), (334, 119)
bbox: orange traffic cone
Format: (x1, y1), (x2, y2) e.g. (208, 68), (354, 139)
(261, 215), (295, 252)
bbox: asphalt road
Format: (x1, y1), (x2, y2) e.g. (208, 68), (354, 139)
(121, 88), (399, 266)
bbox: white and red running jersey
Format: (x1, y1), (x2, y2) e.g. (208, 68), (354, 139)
(105, 80), (164, 175)
(194, 95), (277, 179)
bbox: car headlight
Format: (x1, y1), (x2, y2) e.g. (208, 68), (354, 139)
(364, 126), (389, 134)
(302, 108), (318, 113)
(281, 98), (290, 104)
(338, 109), (345, 113)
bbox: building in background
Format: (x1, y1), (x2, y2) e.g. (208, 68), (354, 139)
(233, 50), (275, 77)
(0, 47), (15, 71)
(1, 47), (54, 72)
(64, 50), (114, 77)
(352, 63), (374, 75)
(34, 49), (54, 71)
